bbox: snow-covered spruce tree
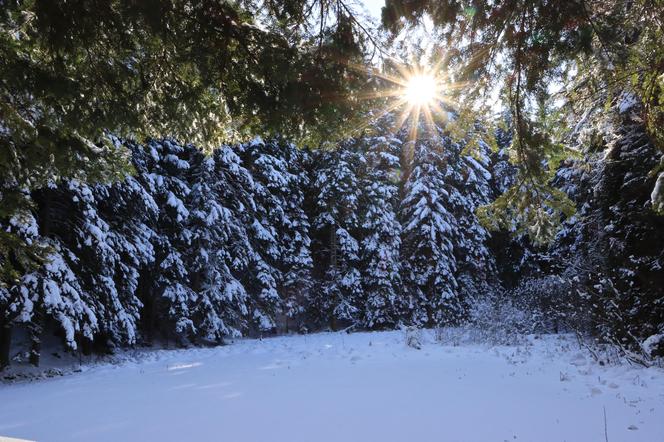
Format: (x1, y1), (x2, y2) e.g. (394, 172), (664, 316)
(94, 141), (160, 347)
(309, 147), (364, 330)
(0, 209), (41, 367)
(278, 145), (314, 331)
(356, 132), (404, 329)
(449, 136), (497, 300)
(239, 138), (314, 332)
(137, 139), (197, 345)
(185, 149), (249, 342)
(15, 178), (132, 364)
(1, 138), (155, 366)
(1, 209), (98, 366)
(399, 130), (461, 326)
(60, 179), (145, 351)
(484, 125), (542, 289)
(550, 99), (664, 359)
(235, 138), (286, 333)
(216, 143), (281, 334)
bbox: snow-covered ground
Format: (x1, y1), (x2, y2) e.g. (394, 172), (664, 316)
(1, 330), (663, 442)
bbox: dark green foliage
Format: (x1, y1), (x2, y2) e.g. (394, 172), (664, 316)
(548, 104), (664, 360)
(382, 0), (664, 244)
(308, 147), (364, 329)
(357, 131), (403, 329)
(0, 0), (375, 286)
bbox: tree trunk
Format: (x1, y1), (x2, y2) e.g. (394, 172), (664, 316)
(0, 325), (11, 369)
(81, 335), (92, 356)
(29, 333), (41, 367)
(28, 310), (43, 367)
(137, 268), (156, 344)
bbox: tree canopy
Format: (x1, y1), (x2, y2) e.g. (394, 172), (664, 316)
(382, 0), (664, 239)
(0, 0), (378, 283)
(2, 0), (663, 283)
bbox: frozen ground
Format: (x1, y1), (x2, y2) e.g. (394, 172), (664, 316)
(1, 330), (663, 442)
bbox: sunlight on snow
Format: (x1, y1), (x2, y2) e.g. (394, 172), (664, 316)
(166, 362), (203, 371)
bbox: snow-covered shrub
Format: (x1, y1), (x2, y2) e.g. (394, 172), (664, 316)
(459, 276), (571, 345)
(434, 326), (484, 346)
(508, 275), (573, 333)
(464, 289), (530, 345)
(643, 333), (664, 358)
(404, 326), (423, 349)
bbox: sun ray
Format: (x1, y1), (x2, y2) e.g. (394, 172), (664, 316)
(344, 97), (410, 138)
(395, 101), (413, 132)
(408, 105), (421, 143)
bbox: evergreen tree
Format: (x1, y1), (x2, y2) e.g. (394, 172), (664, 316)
(139, 139), (197, 344)
(0, 0), (375, 287)
(240, 138), (313, 332)
(549, 101), (664, 359)
(186, 150), (248, 341)
(60, 179), (143, 351)
(452, 138), (498, 298)
(484, 127), (542, 289)
(310, 148), (364, 329)
(399, 132), (461, 326)
(95, 141), (160, 345)
(2, 210), (98, 366)
(215, 143), (281, 334)
(358, 133), (404, 329)
(278, 145), (315, 331)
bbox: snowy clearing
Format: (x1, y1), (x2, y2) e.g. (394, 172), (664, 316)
(1, 330), (663, 442)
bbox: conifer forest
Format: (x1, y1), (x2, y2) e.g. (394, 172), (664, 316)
(1, 1), (664, 441)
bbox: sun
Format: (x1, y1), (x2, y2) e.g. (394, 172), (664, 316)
(339, 59), (457, 142)
(403, 74), (439, 106)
